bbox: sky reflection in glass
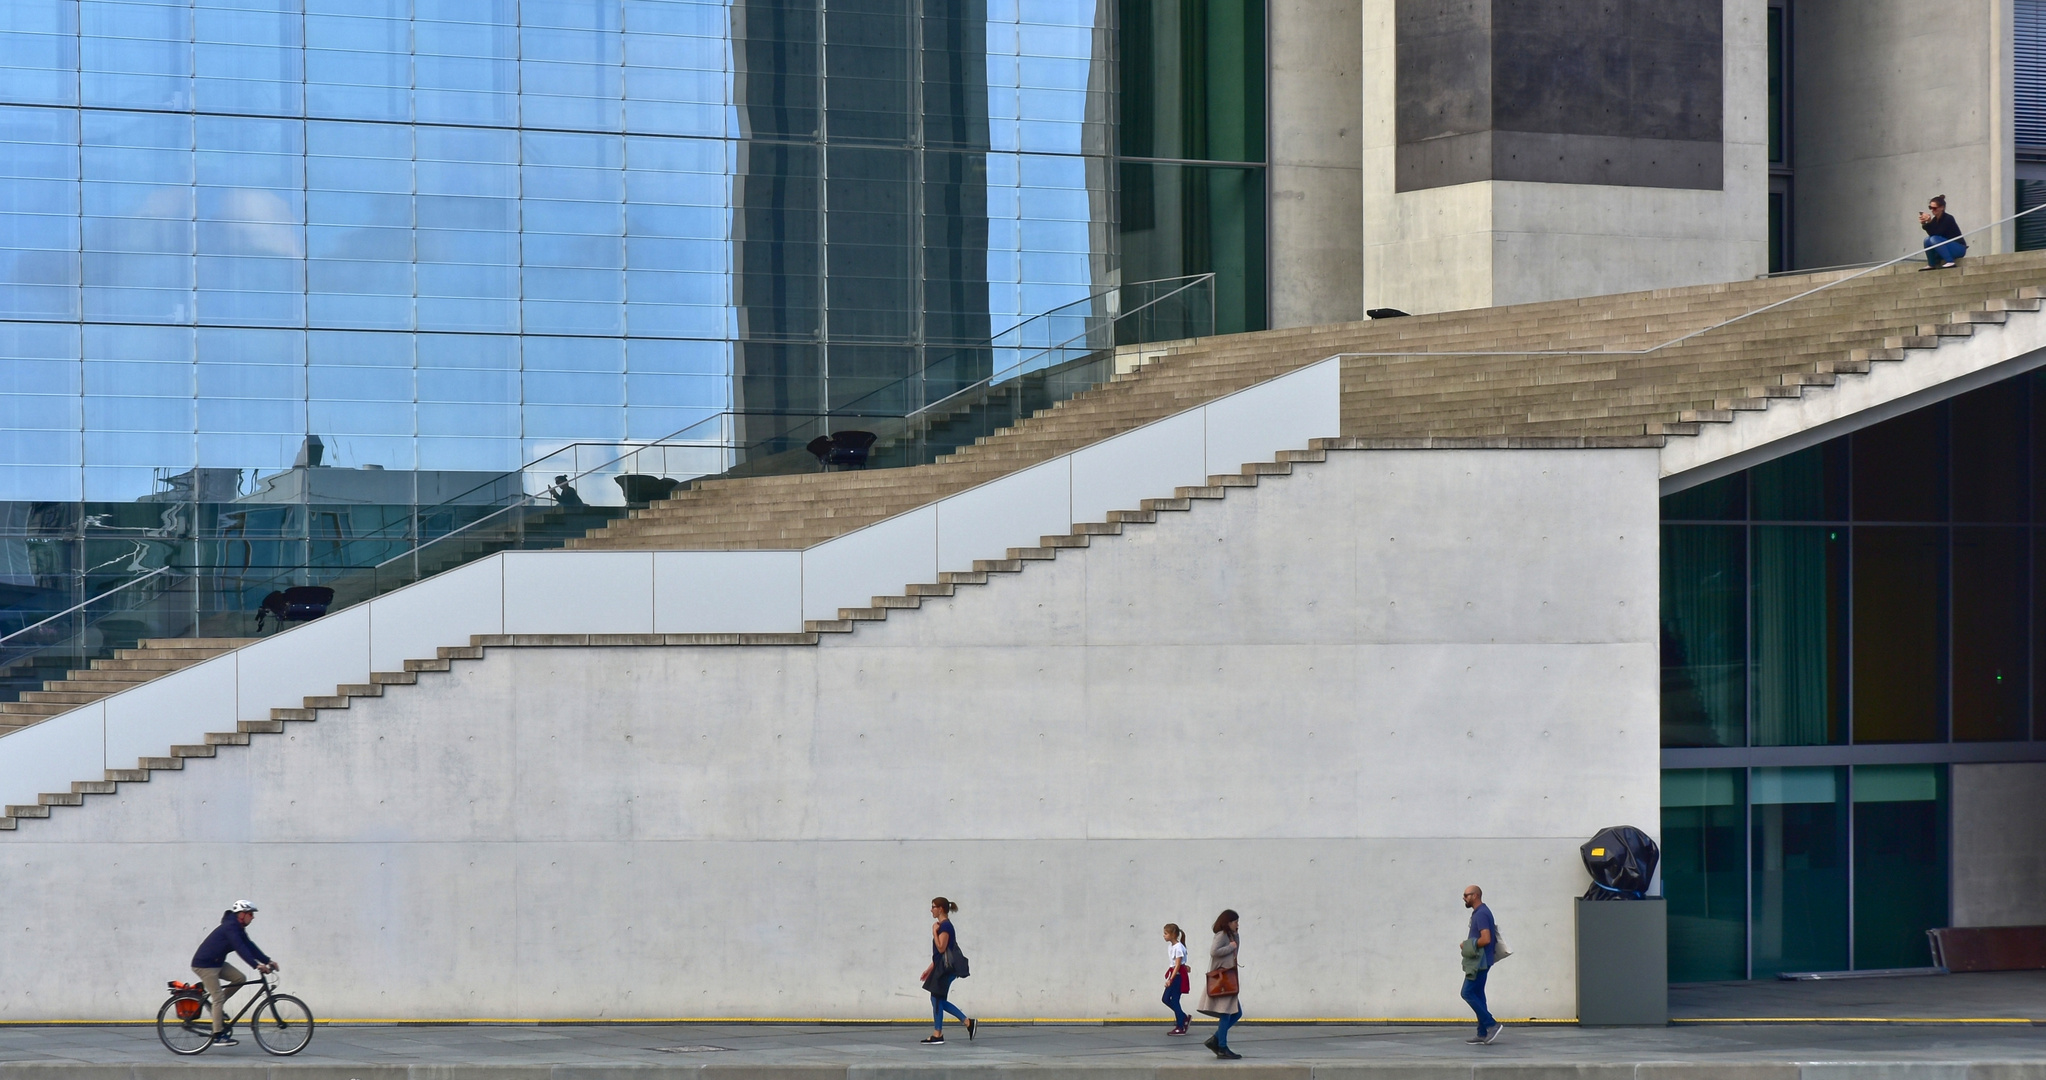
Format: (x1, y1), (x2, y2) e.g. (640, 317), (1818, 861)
(0, 0), (1109, 503)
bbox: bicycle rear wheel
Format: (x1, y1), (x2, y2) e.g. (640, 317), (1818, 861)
(251, 994), (315, 1056)
(155, 998), (214, 1055)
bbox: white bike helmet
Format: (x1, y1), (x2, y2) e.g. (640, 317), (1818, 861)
(228, 899), (259, 913)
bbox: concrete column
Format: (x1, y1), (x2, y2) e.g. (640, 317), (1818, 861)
(1360, 0), (1767, 316)
(1361, 0), (1496, 315)
(1951, 761), (2046, 927)
(1267, 0), (1364, 328)
(1790, 0), (2016, 267)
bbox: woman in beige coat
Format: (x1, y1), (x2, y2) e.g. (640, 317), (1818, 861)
(1196, 909), (1242, 1059)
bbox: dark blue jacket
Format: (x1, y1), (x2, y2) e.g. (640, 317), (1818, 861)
(192, 911), (273, 969)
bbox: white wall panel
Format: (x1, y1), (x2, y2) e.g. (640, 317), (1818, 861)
(934, 458), (1073, 574)
(1204, 357), (1342, 475)
(104, 654), (237, 768)
(0, 448), (1657, 1021)
(801, 505), (937, 620)
(502, 551), (654, 634)
(1069, 409), (1207, 525)
(0, 704), (104, 809)
(234, 604), (372, 723)
(0, 358), (1346, 855)
(369, 556), (506, 671)
(653, 551), (803, 634)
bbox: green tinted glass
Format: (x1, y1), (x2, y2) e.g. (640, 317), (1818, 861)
(1661, 524), (1747, 748)
(1119, 162), (1266, 335)
(1750, 766), (1848, 977)
(1663, 769), (1748, 982)
(1119, 0), (1265, 162)
(1852, 765), (1948, 969)
(1751, 525), (1846, 746)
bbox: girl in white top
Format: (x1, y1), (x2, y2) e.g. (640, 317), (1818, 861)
(1161, 923), (1191, 1034)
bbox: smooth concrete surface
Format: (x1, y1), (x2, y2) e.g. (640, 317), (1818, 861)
(0, 448), (1659, 1021)
(1270, 0), (1364, 329)
(0, 359), (1342, 808)
(1575, 901), (1669, 1027)
(1393, 0), (1723, 191)
(1791, 1), (2014, 269)
(1953, 763), (2046, 928)
(1670, 970), (2046, 1020)
(6, 976), (2044, 1071)
(3, 1015), (2046, 1073)
(1360, 0), (1766, 314)
(0, 977), (2041, 1070)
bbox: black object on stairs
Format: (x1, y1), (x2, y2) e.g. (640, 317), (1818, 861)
(255, 586), (335, 632)
(805, 430), (878, 469)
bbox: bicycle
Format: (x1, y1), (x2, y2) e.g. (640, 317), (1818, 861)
(157, 970), (314, 1056)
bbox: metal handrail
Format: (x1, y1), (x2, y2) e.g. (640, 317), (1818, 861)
(260, 274), (1217, 558)
(9, 273), (1218, 641)
(1338, 202), (2046, 360)
(0, 565), (177, 648)
(896, 272), (1216, 428)
(366, 275), (1215, 569)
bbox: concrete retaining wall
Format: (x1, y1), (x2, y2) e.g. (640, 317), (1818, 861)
(0, 448), (1660, 1021)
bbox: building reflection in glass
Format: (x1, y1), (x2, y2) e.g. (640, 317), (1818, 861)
(0, 0), (1113, 637)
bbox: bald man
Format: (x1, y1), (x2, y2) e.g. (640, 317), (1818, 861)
(1460, 885), (1500, 1044)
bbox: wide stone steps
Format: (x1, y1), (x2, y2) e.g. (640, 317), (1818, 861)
(6, 254), (2042, 743)
(0, 638), (258, 735)
(1, 446), (1331, 832)
(562, 255), (2046, 553)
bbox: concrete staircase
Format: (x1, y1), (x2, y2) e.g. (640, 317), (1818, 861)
(1, 253), (2042, 756)
(0, 442), (1335, 829)
(0, 638), (255, 736)
(567, 253), (2046, 552)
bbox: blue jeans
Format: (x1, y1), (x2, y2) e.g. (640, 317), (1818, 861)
(932, 994), (968, 1031)
(1163, 983), (1189, 1026)
(1926, 235), (1967, 266)
(1462, 968), (1495, 1035)
(1213, 1010), (1240, 1047)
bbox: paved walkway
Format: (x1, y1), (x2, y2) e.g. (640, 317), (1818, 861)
(0, 973), (2041, 1075)
(1671, 970), (2046, 1020)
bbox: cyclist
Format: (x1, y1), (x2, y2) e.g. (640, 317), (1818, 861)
(190, 900), (279, 1046)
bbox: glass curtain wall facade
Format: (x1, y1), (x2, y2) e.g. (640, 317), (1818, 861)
(0, 0), (1111, 636)
(1116, 0), (1263, 335)
(1660, 370), (2045, 981)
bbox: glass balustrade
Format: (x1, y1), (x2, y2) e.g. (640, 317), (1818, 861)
(0, 274), (1215, 696)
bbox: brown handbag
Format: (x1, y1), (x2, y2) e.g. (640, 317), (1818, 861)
(1205, 967), (1239, 997)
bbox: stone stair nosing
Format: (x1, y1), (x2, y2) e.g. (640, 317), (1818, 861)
(0, 445), (1343, 834)
(6, 258), (2044, 775)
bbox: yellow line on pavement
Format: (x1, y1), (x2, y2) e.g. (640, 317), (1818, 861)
(2, 1016), (2030, 1026)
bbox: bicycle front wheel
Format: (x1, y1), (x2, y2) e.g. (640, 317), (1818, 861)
(251, 994), (315, 1056)
(155, 998), (214, 1055)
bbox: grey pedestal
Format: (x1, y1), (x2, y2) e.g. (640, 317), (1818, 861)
(1575, 897), (1668, 1026)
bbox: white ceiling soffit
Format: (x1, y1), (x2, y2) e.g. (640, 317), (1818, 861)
(1658, 317), (2046, 497)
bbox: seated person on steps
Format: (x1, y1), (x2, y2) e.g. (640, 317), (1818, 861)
(1920, 195), (1966, 270)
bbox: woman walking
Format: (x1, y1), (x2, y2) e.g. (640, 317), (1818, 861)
(1197, 909), (1243, 1059)
(1162, 923), (1191, 1034)
(918, 897), (975, 1044)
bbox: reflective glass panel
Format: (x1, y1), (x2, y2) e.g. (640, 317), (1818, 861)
(1662, 769), (1747, 983)
(1851, 764), (1948, 969)
(1750, 766), (1848, 978)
